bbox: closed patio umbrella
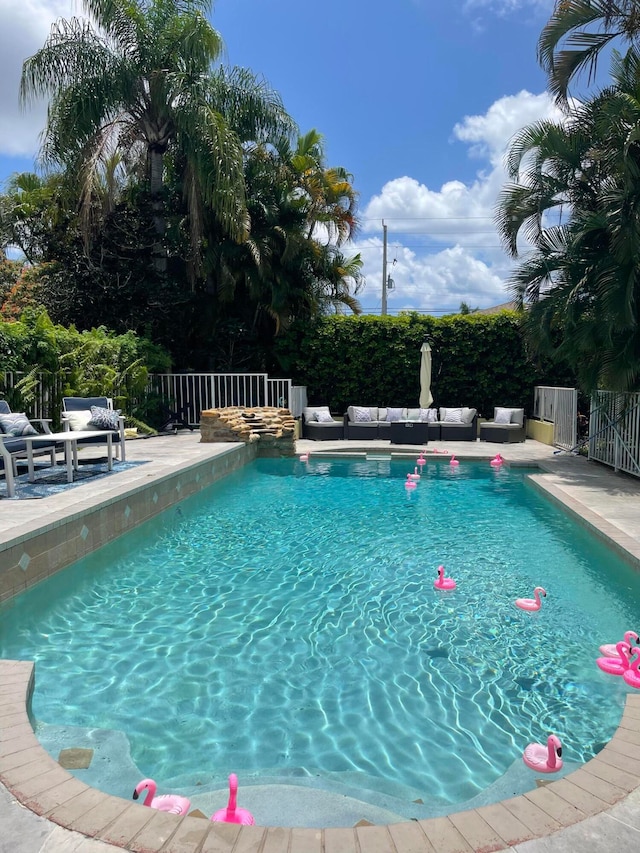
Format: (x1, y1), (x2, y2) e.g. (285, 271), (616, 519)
(419, 342), (433, 408)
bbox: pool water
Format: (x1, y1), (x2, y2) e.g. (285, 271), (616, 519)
(2, 457), (640, 808)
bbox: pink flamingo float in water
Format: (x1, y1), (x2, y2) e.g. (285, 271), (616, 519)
(211, 774), (255, 825)
(132, 779), (191, 815)
(449, 455), (459, 467)
(523, 735), (563, 773)
(515, 587), (546, 611)
(405, 473), (417, 490)
(623, 647), (640, 688)
(417, 451), (427, 470)
(490, 453), (503, 467)
(596, 641), (632, 676)
(600, 630), (640, 657)
(299, 452), (309, 462)
(434, 565), (456, 590)
(408, 466), (421, 480)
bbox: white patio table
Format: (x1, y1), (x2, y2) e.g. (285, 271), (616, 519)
(22, 430), (114, 485)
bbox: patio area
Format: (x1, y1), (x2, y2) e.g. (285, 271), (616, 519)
(2, 432), (640, 852)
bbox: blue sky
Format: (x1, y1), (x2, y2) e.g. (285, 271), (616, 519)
(0, 1), (566, 314)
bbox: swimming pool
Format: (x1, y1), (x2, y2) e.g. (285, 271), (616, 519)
(1, 456), (639, 813)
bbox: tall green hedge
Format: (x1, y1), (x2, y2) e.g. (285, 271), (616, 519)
(273, 312), (578, 417)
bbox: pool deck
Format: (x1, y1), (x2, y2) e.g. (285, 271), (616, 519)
(2, 433), (640, 852)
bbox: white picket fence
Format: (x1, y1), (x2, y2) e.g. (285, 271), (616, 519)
(588, 391), (640, 477)
(533, 386), (578, 450)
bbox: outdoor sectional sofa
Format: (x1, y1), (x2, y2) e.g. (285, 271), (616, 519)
(301, 406), (345, 440)
(343, 406), (478, 441)
(479, 407), (526, 443)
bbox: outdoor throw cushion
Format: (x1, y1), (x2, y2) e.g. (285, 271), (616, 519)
(315, 410), (335, 423)
(386, 407), (404, 422)
(89, 405), (121, 430)
(442, 408), (463, 423)
(420, 408), (438, 422)
(462, 407), (477, 424)
(0, 413), (37, 437)
(353, 406), (372, 423)
(65, 409), (99, 431)
(494, 407), (513, 425)
(304, 406), (329, 421)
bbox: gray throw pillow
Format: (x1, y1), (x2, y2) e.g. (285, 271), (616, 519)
(386, 407), (403, 422)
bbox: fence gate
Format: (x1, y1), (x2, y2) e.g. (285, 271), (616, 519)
(589, 391), (640, 477)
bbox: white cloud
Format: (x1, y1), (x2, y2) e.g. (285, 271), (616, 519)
(357, 89), (561, 314)
(0, 1), (77, 157)
(463, 0), (553, 14)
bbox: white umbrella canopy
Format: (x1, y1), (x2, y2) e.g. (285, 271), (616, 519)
(419, 342), (433, 408)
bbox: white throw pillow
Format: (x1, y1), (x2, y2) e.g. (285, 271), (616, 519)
(443, 408), (463, 423)
(304, 406), (328, 421)
(407, 408), (421, 421)
(386, 407), (403, 422)
(420, 408), (438, 423)
(494, 407), (513, 425)
(315, 411), (335, 423)
(353, 406), (372, 423)
(462, 407), (477, 424)
(64, 410), (101, 431)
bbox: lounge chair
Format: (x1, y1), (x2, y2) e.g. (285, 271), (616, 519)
(62, 397), (127, 462)
(0, 401), (58, 497)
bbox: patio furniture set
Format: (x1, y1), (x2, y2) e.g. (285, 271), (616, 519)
(0, 396), (126, 498)
(302, 405), (526, 444)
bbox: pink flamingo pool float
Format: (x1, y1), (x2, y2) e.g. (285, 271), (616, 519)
(417, 451), (426, 469)
(408, 466), (421, 480)
(299, 452), (309, 462)
(515, 587), (546, 611)
(523, 735), (563, 773)
(132, 779), (191, 815)
(600, 630), (639, 657)
(404, 474), (417, 489)
(623, 647), (640, 689)
(211, 773), (255, 825)
(596, 641), (632, 676)
(490, 453), (503, 467)
(449, 455), (459, 467)
(434, 565), (456, 590)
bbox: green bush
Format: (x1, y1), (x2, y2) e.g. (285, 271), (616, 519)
(0, 308), (172, 425)
(273, 312), (577, 416)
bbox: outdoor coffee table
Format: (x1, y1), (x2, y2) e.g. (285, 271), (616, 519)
(23, 430), (113, 484)
(389, 421), (430, 445)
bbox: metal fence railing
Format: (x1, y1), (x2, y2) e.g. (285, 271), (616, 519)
(588, 391), (640, 477)
(145, 373), (296, 425)
(2, 371), (299, 429)
(533, 386), (578, 450)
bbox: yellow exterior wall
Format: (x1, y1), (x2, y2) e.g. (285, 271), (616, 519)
(527, 419), (555, 445)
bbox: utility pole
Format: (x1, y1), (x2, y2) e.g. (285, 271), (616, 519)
(381, 220), (388, 315)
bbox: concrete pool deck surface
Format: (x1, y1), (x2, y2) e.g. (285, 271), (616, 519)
(2, 433), (640, 851)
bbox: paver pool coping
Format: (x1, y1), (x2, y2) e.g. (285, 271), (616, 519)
(2, 438), (640, 852)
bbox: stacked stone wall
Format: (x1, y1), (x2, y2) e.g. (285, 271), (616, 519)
(200, 407), (296, 457)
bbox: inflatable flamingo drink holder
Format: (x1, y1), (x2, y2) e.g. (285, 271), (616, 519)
(523, 735), (563, 773)
(211, 773), (255, 825)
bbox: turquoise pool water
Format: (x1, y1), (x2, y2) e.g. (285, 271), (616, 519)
(1, 457), (640, 808)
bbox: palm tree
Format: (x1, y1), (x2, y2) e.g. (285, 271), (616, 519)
(538, 0), (640, 101)
(20, 0), (295, 273)
(496, 47), (640, 391)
